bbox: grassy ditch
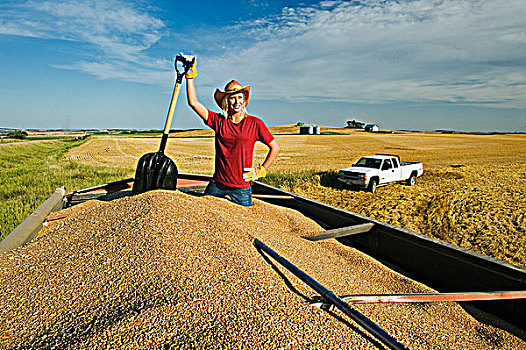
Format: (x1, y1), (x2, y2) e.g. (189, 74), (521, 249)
(0, 139), (132, 240)
(262, 170), (342, 191)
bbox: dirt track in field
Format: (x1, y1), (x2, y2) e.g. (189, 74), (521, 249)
(65, 125), (526, 267)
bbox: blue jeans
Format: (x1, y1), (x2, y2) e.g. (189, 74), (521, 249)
(204, 179), (252, 206)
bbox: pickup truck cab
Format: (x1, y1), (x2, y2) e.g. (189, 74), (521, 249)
(338, 154), (423, 193)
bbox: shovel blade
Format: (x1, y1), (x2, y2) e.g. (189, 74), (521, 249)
(132, 152), (178, 195)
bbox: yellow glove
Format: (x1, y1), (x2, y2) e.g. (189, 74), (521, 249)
(243, 166), (267, 182)
(179, 52), (197, 79)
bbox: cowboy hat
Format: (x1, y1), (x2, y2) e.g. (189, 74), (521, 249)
(214, 80), (250, 108)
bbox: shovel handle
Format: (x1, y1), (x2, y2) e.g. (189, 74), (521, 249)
(162, 82), (182, 136)
(159, 55), (194, 152)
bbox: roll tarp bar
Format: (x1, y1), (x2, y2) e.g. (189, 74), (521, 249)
(0, 187), (65, 254)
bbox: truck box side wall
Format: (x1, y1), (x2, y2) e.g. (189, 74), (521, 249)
(401, 164), (423, 179)
(400, 166), (417, 180)
(340, 226), (526, 331)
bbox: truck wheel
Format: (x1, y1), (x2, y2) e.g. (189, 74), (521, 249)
(368, 179), (378, 193)
(406, 174), (416, 186)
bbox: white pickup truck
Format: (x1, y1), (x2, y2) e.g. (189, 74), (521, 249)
(338, 154), (423, 193)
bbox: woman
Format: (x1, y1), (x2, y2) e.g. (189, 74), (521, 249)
(184, 55), (279, 206)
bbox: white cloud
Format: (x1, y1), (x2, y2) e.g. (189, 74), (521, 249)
(200, 0), (526, 108)
(2, 0), (525, 108)
(0, 0), (169, 84)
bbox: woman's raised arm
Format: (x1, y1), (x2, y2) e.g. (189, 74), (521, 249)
(186, 77), (209, 122)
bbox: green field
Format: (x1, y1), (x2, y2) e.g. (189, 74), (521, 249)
(0, 139), (132, 240)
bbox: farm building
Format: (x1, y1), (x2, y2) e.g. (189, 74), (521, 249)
(365, 124), (379, 132)
(299, 124), (320, 135)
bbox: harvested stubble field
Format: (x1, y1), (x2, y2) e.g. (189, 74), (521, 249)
(65, 125), (526, 268)
(1, 191), (524, 349)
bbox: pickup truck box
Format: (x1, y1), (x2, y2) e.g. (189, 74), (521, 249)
(338, 154), (423, 193)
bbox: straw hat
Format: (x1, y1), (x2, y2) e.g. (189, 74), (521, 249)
(214, 80), (251, 108)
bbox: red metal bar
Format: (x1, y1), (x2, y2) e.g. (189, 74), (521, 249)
(65, 178), (134, 197)
(342, 291), (526, 304)
(45, 213), (70, 222)
(311, 291), (526, 308)
(176, 179), (209, 188)
(65, 177), (211, 198)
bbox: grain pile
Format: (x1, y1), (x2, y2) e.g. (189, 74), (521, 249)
(0, 191), (524, 349)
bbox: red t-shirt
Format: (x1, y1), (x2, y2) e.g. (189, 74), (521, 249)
(206, 110), (275, 188)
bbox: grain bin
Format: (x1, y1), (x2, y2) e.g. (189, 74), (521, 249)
(299, 125), (320, 135)
(300, 125), (313, 134)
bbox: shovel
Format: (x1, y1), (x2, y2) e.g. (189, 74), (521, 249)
(132, 54), (194, 195)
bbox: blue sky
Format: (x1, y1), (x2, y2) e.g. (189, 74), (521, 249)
(1, 0), (525, 132)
